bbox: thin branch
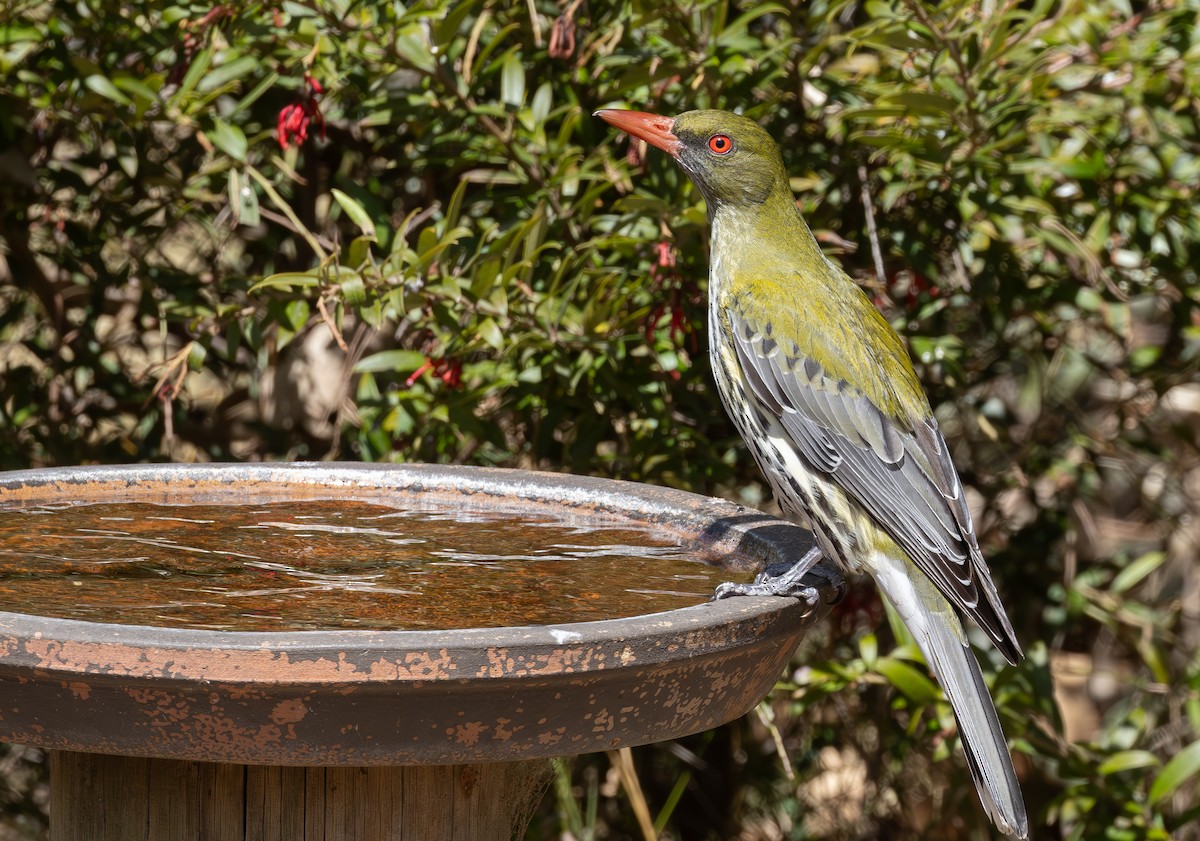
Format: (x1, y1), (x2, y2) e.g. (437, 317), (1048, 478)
(257, 207), (338, 253)
(858, 165), (887, 284)
(316, 295), (349, 352)
(245, 164), (329, 262)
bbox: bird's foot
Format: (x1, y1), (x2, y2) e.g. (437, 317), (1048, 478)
(712, 576), (820, 605)
(712, 546), (834, 605)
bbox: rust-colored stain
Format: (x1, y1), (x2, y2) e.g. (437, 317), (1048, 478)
(459, 765), (480, 797)
(493, 718), (519, 742)
(477, 645), (606, 678)
(449, 721), (488, 746)
(366, 650), (457, 681)
(0, 463), (841, 766)
(271, 698), (308, 725)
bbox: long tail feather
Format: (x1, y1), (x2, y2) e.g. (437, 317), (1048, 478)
(870, 551), (1029, 839)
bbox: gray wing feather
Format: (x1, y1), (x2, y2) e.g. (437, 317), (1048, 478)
(730, 308), (1022, 664)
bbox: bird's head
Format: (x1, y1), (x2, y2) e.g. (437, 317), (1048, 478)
(595, 108), (789, 212)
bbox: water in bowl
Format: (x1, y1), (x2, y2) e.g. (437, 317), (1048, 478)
(0, 499), (751, 631)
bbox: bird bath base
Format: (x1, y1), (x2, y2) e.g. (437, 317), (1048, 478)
(0, 463), (840, 839)
(51, 751), (549, 841)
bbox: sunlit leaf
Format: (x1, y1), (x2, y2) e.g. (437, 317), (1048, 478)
(500, 51), (524, 107)
(858, 633), (878, 668)
(874, 658), (940, 705)
(1111, 552), (1166, 595)
(197, 55), (258, 93)
(228, 170), (260, 226)
(1150, 740), (1200, 804)
(530, 82), (552, 125)
(355, 350), (429, 374)
(1097, 750), (1160, 776)
(84, 74), (132, 106)
(332, 188), (378, 240)
(250, 273), (322, 292)
(209, 118), (247, 162)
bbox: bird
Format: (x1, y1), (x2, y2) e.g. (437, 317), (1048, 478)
(596, 108), (1028, 838)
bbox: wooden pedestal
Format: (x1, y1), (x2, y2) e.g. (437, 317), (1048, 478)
(50, 751), (552, 840)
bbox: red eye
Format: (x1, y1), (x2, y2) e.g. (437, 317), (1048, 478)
(708, 134), (732, 154)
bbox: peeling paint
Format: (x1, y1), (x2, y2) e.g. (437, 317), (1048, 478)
(271, 698), (308, 725)
(450, 721), (488, 746)
(0, 463), (838, 765)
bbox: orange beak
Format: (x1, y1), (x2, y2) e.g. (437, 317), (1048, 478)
(594, 110), (681, 158)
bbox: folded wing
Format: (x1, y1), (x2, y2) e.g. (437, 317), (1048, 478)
(728, 297), (1022, 664)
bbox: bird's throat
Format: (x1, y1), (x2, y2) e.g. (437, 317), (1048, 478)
(707, 187), (828, 302)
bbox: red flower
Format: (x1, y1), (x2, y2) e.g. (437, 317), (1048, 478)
(405, 360), (434, 386)
(642, 239), (697, 351)
(653, 240), (675, 270)
(438, 359), (463, 389)
(276, 103), (309, 149)
(406, 357), (462, 389)
(276, 74), (326, 150)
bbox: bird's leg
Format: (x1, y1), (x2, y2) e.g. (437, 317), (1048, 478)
(712, 546), (826, 603)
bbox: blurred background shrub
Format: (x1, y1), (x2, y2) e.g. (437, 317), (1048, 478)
(2, 0), (1198, 837)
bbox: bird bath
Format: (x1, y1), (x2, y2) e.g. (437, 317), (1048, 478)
(0, 463), (840, 840)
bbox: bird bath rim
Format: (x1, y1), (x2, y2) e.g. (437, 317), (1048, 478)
(0, 462), (832, 645)
(0, 463), (840, 765)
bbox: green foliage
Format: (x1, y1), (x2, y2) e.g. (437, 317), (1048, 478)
(2, 0), (1198, 838)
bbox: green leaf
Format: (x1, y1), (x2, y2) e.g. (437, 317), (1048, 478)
(1097, 750), (1160, 776)
(879, 92), (959, 116)
(84, 75), (132, 106)
(283, 298), (310, 331)
(416, 225), (439, 259)
(1130, 344), (1162, 371)
(476, 317), (503, 349)
(346, 236), (373, 269)
(250, 272), (322, 292)
(442, 179), (468, 233)
(874, 657), (941, 705)
(1111, 551), (1165, 595)
(469, 257), (499, 298)
(112, 76), (161, 103)
(859, 633), (878, 668)
(500, 51), (525, 108)
(1150, 740), (1200, 803)
(358, 298), (383, 328)
(717, 4), (787, 44)
(355, 349), (428, 374)
(197, 55), (258, 93)
(433, 0), (477, 46)
(170, 42), (215, 108)
(0, 25), (42, 44)
(530, 82), (552, 125)
(209, 118), (247, 162)
(228, 170), (260, 226)
(332, 188), (378, 240)
(186, 343), (208, 370)
(341, 273), (367, 306)
(1058, 150), (1106, 180)
(277, 323), (296, 350)
(394, 31), (434, 72)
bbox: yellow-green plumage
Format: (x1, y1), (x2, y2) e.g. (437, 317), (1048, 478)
(597, 108), (1028, 837)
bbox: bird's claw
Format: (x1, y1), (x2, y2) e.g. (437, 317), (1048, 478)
(710, 545), (833, 607)
(712, 575), (820, 605)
